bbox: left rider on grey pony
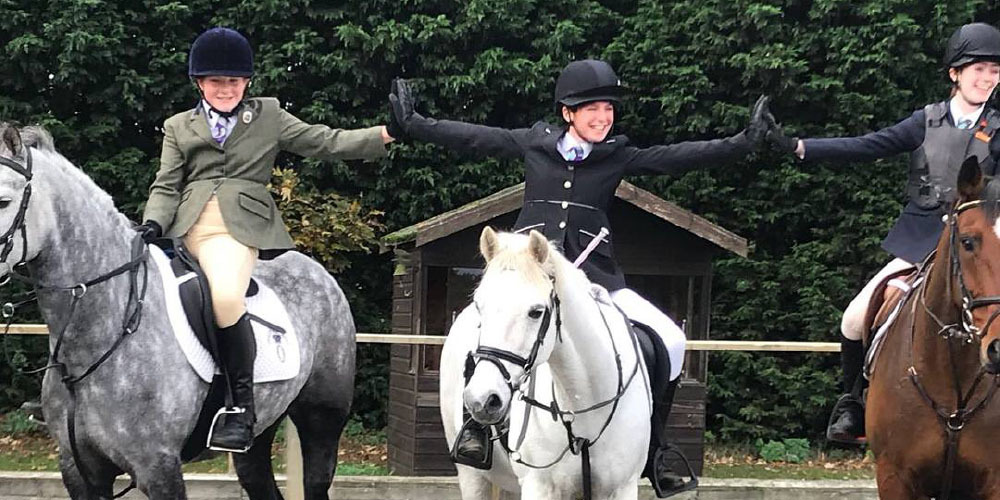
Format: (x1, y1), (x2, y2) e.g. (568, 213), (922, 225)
(389, 60), (770, 498)
(139, 26), (396, 453)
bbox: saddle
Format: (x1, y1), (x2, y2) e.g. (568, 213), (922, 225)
(149, 238), (262, 461)
(862, 268), (920, 347)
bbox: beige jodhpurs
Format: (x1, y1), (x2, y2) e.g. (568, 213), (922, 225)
(183, 196), (258, 328)
(840, 257), (914, 341)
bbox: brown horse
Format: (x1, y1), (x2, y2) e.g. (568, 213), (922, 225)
(867, 156), (1000, 500)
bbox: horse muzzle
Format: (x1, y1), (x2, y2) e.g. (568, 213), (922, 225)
(463, 386), (509, 425)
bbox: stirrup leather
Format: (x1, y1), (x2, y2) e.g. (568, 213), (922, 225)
(206, 406), (251, 453)
(450, 418), (494, 470)
(650, 443), (699, 498)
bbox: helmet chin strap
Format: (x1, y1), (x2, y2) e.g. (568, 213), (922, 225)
(207, 101), (244, 119)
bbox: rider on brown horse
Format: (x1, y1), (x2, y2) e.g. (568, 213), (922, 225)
(767, 22), (1000, 445)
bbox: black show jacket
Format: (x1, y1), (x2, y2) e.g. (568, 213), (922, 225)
(407, 118), (753, 290)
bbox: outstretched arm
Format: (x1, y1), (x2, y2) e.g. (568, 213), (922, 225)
(389, 79), (529, 159)
(768, 110), (925, 162)
(624, 95), (769, 175)
(623, 133), (755, 176)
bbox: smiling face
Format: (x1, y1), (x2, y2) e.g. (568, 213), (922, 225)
(562, 101), (614, 143)
(950, 61), (1000, 107)
(196, 76), (249, 113)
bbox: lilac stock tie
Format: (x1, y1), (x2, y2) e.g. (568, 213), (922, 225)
(212, 120), (229, 144)
(571, 146), (584, 162)
(957, 118), (974, 130)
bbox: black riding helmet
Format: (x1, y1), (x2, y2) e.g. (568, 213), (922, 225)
(554, 59), (625, 111)
(944, 23), (1000, 68)
(189, 27), (254, 78)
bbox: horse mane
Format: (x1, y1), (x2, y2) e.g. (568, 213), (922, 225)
(482, 231), (587, 291)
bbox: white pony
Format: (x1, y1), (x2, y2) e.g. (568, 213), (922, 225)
(440, 227), (651, 500)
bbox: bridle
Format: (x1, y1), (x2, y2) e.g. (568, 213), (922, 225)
(909, 198), (1000, 500)
(0, 144), (147, 499)
(463, 281), (644, 500)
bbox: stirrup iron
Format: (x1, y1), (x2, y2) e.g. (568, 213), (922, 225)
(449, 418), (494, 470)
(206, 406), (250, 453)
(651, 443), (699, 498)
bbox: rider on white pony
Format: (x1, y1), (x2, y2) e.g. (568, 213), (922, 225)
(139, 27), (394, 452)
(766, 23), (1000, 446)
(390, 59), (770, 497)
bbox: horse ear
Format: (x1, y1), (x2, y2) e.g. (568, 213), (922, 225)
(958, 156), (985, 200)
(528, 230), (549, 264)
(1, 126), (22, 157)
(480, 226), (499, 262)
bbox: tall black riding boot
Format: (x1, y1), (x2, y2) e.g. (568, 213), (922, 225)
(643, 377), (698, 498)
(826, 337), (866, 445)
(209, 314), (257, 452)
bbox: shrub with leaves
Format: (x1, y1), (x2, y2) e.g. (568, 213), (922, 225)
(271, 167), (384, 274)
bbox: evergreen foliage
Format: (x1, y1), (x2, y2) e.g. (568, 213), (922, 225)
(1, 0), (997, 440)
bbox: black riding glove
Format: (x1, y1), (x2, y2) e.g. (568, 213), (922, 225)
(388, 78), (425, 138)
(134, 220), (162, 243)
(386, 80), (407, 141)
(765, 112), (799, 154)
(744, 95), (771, 149)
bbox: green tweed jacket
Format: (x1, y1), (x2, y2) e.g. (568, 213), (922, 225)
(142, 97), (386, 257)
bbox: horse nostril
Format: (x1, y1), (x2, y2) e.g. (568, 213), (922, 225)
(485, 393), (503, 413)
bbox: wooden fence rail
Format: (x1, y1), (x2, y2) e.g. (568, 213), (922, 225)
(1, 325), (840, 352)
(0, 325), (840, 500)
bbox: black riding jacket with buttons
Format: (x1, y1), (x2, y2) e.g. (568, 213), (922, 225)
(406, 118), (753, 290)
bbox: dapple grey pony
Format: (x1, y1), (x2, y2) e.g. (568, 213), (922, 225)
(0, 123), (355, 500)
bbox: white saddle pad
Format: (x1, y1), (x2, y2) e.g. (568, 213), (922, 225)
(148, 245), (300, 383)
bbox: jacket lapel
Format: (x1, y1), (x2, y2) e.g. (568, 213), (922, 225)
(188, 106), (222, 150)
(224, 100), (260, 147)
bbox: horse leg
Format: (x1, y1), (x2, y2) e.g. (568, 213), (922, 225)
(876, 461), (927, 500)
(232, 417), (285, 500)
(132, 453), (186, 500)
(58, 449), (120, 500)
(287, 402), (351, 500)
(455, 467), (500, 500)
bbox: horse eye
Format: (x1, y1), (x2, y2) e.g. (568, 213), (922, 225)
(961, 236), (977, 252)
(0, 198), (10, 209)
(527, 307), (545, 319)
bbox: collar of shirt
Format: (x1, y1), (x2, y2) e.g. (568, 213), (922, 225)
(948, 96), (985, 128)
(557, 130), (594, 161)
